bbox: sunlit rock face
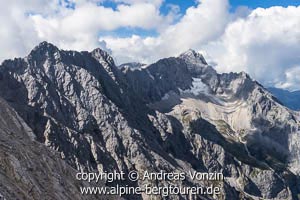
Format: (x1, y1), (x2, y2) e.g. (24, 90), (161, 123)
(0, 42), (299, 200)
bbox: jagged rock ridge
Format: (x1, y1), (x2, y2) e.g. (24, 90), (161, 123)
(0, 42), (299, 200)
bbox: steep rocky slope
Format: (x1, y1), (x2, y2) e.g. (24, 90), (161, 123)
(0, 42), (299, 199)
(0, 97), (112, 200)
(122, 50), (300, 199)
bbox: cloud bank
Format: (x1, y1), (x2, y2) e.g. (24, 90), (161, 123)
(1, 0), (299, 90)
(211, 6), (300, 91)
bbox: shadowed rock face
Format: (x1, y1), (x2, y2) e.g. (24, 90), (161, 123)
(0, 98), (113, 200)
(0, 42), (299, 200)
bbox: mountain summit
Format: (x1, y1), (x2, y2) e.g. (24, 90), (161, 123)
(0, 42), (299, 200)
(179, 49), (208, 65)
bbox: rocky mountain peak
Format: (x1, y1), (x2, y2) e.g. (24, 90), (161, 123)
(91, 48), (115, 66)
(35, 41), (58, 50)
(179, 49), (208, 65)
(29, 41), (60, 58)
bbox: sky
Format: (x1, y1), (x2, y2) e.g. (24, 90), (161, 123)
(1, 0), (300, 91)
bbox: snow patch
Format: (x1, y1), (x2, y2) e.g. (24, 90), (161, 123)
(141, 64), (149, 69)
(181, 78), (209, 96)
(146, 69), (155, 80)
(162, 93), (170, 100)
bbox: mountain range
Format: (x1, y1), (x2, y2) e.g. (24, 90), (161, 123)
(267, 87), (300, 111)
(0, 42), (299, 200)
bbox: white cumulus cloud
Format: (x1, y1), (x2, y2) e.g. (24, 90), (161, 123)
(208, 6), (300, 90)
(30, 1), (174, 51)
(0, 0), (176, 61)
(100, 0), (230, 63)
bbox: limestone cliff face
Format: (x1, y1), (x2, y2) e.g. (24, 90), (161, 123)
(0, 42), (299, 200)
(0, 97), (115, 200)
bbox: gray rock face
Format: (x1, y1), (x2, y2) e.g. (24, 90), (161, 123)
(0, 42), (299, 200)
(0, 97), (111, 200)
(122, 57), (193, 103)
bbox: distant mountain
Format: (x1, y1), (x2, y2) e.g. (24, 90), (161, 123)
(0, 42), (299, 199)
(268, 87), (300, 110)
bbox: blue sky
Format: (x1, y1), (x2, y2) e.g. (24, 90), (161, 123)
(99, 0), (300, 38)
(229, 0), (300, 9)
(160, 0), (300, 16)
(161, 0), (300, 11)
(101, 0), (300, 15)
